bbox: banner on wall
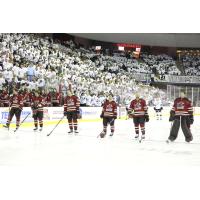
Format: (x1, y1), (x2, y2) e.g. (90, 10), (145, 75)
(1, 106), (196, 124)
(0, 107), (104, 123)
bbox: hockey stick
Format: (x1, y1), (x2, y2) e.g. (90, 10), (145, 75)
(97, 118), (115, 138)
(8, 103), (11, 131)
(14, 112), (31, 133)
(47, 115), (65, 137)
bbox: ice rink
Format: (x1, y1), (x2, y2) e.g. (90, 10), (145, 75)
(1, 115), (200, 167)
(1, 116), (200, 200)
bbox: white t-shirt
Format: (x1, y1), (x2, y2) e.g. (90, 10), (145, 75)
(80, 95), (87, 104)
(0, 77), (5, 89)
(28, 81), (37, 90)
(18, 67), (27, 79)
(12, 65), (20, 77)
(3, 62), (13, 70)
(86, 95), (92, 106)
(37, 78), (45, 87)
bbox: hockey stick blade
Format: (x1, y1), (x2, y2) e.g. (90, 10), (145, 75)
(14, 113), (31, 133)
(47, 116), (65, 136)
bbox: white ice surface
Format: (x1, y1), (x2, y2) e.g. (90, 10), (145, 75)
(1, 116), (200, 200)
(0, 115), (200, 167)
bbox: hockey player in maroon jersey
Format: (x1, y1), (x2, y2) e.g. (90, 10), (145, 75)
(128, 93), (149, 140)
(51, 89), (61, 107)
(23, 89), (33, 107)
(64, 90), (81, 134)
(0, 87), (9, 107)
(31, 91), (46, 131)
(3, 89), (24, 131)
(167, 92), (193, 143)
(45, 91), (52, 107)
(100, 94), (117, 138)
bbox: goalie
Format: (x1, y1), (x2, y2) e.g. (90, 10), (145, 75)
(167, 92), (193, 143)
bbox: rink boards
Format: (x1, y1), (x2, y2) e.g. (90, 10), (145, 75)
(0, 106), (200, 127)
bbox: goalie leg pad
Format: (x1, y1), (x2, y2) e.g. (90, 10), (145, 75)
(168, 118), (180, 141)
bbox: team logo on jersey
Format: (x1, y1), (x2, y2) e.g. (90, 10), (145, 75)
(177, 102), (184, 109)
(135, 102), (142, 110)
(67, 99), (74, 106)
(106, 104), (113, 112)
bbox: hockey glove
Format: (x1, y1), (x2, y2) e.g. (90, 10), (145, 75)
(38, 104), (42, 108)
(100, 112), (104, 118)
(32, 109), (37, 118)
(64, 111), (67, 116)
(169, 110), (175, 121)
(77, 110), (81, 119)
(114, 116), (117, 120)
(145, 114), (149, 122)
(16, 108), (22, 116)
(189, 115), (194, 125)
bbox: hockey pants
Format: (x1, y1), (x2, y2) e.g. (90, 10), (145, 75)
(168, 116), (193, 142)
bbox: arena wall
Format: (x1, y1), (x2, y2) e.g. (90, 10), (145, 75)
(0, 107), (200, 128)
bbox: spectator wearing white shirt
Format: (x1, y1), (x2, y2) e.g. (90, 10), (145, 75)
(37, 77), (45, 92)
(0, 73), (6, 90)
(27, 63), (36, 82)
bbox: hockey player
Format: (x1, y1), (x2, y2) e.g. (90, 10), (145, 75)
(45, 91), (52, 107)
(3, 89), (24, 131)
(153, 98), (163, 120)
(64, 90), (80, 134)
(23, 89), (33, 107)
(0, 87), (9, 107)
(51, 89), (61, 107)
(31, 91), (46, 131)
(100, 94), (117, 138)
(128, 93), (149, 140)
(167, 92), (193, 143)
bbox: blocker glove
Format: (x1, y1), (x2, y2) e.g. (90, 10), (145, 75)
(169, 110), (175, 121)
(145, 114), (149, 122)
(189, 115), (194, 124)
(100, 112), (104, 118)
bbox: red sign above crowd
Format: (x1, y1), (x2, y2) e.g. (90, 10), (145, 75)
(115, 43), (141, 48)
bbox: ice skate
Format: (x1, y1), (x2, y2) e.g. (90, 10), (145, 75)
(166, 139), (174, 143)
(33, 127), (38, 131)
(74, 130), (79, 135)
(134, 134), (139, 139)
(39, 127), (43, 132)
(139, 135), (145, 143)
(109, 132), (114, 137)
(68, 129), (73, 134)
(14, 127), (19, 132)
(100, 131), (106, 138)
(3, 124), (9, 129)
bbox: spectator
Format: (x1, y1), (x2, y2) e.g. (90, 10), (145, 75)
(27, 62), (36, 82)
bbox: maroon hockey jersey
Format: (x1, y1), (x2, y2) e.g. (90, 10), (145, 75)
(0, 91), (9, 105)
(172, 97), (193, 116)
(102, 100), (117, 118)
(129, 98), (147, 117)
(10, 94), (24, 109)
(31, 96), (46, 112)
(64, 95), (80, 112)
(51, 92), (61, 104)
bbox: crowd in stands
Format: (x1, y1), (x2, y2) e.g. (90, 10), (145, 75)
(181, 55), (200, 76)
(0, 33), (184, 107)
(140, 53), (181, 81)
